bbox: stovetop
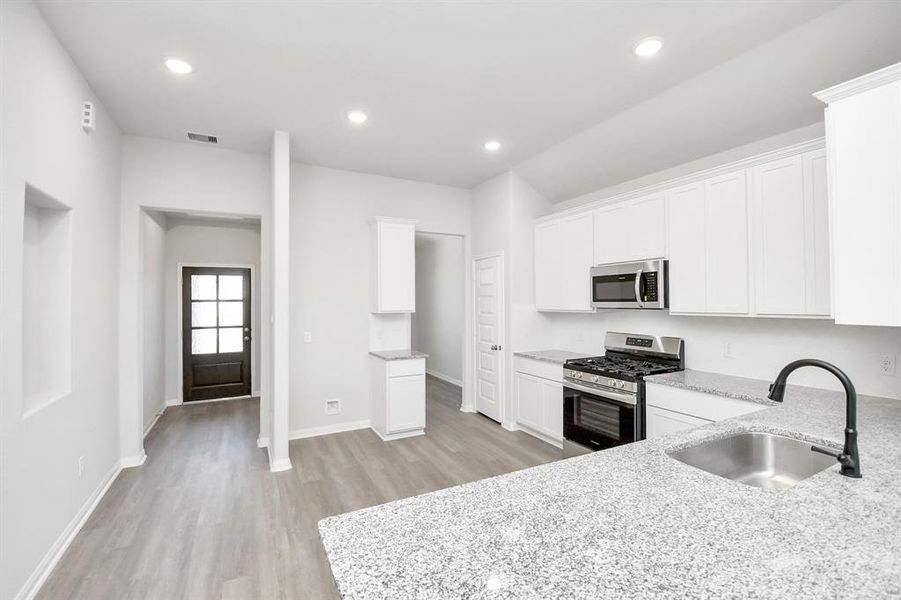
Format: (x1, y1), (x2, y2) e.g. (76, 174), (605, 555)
(565, 354), (682, 381)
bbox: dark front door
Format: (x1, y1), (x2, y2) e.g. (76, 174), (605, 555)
(182, 267), (251, 402)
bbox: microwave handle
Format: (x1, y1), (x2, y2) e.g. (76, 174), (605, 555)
(634, 269), (644, 307)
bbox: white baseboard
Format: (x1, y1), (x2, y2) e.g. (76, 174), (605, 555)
(425, 369), (463, 387)
(459, 404), (476, 413)
(288, 420), (370, 440)
(256, 436), (269, 448)
(15, 461), (121, 600)
(515, 423), (564, 449)
(165, 398), (182, 407)
(252, 389), (261, 397)
(502, 421), (520, 432)
(120, 452), (147, 469)
(143, 404), (166, 438)
(267, 446), (292, 472)
(370, 427), (425, 442)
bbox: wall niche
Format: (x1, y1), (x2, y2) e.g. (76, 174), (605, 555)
(22, 183), (72, 418)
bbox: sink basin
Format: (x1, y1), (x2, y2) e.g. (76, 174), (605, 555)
(667, 431), (836, 490)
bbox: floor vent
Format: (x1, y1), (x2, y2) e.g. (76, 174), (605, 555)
(187, 131), (218, 144)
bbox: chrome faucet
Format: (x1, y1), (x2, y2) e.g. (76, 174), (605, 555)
(767, 359), (862, 479)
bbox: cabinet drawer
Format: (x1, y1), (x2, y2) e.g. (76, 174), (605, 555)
(513, 356), (564, 382)
(646, 406), (710, 440)
(388, 358), (425, 377)
(646, 382), (763, 422)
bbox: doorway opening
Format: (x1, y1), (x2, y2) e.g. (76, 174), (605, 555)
(182, 266), (252, 402)
(412, 232), (465, 410)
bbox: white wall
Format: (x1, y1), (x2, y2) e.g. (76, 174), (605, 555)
(550, 311), (901, 400)
(413, 233), (464, 384)
(142, 211), (167, 432)
(0, 2), (123, 598)
(290, 163), (471, 434)
(163, 220), (262, 402)
(119, 136), (270, 463)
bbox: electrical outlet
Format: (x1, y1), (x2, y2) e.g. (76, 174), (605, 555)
(325, 398), (341, 415)
(879, 355), (896, 376)
(722, 342), (734, 359)
(303, 331), (313, 343)
(77, 455), (85, 477)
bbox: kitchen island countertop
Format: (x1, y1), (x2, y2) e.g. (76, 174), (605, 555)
(319, 380), (901, 599)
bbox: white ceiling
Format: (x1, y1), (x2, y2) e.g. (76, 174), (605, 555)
(37, 1), (900, 199)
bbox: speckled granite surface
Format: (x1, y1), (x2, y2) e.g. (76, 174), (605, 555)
(646, 368), (783, 405)
(369, 349), (429, 361)
(513, 349), (592, 365)
(319, 384), (901, 599)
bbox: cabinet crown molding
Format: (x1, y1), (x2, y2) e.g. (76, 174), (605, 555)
(813, 62), (901, 104)
(536, 137), (825, 224)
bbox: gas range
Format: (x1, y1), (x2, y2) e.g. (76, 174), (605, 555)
(561, 332), (685, 456)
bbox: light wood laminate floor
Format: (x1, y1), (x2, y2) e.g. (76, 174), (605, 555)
(38, 376), (562, 599)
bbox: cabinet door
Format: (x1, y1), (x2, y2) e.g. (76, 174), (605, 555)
(646, 406), (710, 440)
(704, 171), (749, 314)
(593, 204), (629, 265)
(541, 378), (563, 441)
(387, 374), (425, 433)
(667, 183), (706, 313)
(802, 148), (831, 316)
(377, 221), (415, 312)
(629, 193), (666, 260)
(515, 372), (544, 433)
(559, 212), (594, 311)
(751, 157), (806, 315)
(534, 221), (561, 310)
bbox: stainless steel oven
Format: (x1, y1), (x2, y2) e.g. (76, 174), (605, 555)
(590, 259), (667, 309)
(562, 378), (641, 457)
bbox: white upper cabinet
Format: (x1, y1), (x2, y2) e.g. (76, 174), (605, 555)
(667, 171), (749, 315)
(815, 64), (901, 327)
(749, 149), (830, 316)
(371, 217), (416, 313)
(666, 183), (706, 313)
(593, 193), (665, 265)
(534, 212), (594, 312)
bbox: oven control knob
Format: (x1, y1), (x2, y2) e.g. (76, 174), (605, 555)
(618, 381), (626, 389)
(575, 372), (582, 379)
(592, 375), (599, 383)
(608, 379), (615, 387)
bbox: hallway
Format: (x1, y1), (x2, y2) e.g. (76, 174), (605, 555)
(38, 378), (562, 599)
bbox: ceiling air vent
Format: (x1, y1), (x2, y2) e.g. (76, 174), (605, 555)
(186, 131), (218, 144)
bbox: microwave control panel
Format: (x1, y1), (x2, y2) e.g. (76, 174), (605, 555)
(643, 271), (658, 302)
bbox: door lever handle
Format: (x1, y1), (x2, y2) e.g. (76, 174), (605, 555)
(490, 344), (502, 351)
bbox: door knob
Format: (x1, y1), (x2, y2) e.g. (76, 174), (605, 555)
(490, 344), (502, 351)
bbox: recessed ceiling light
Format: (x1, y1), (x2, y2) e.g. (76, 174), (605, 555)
(633, 37), (663, 57)
(484, 140), (501, 152)
(347, 110), (368, 124)
(164, 58), (193, 74)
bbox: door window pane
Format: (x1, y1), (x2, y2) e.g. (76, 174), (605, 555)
(218, 275), (243, 300)
(192, 302), (217, 327)
(218, 301), (243, 326)
(219, 327), (243, 353)
(191, 275), (216, 300)
(192, 329), (217, 354)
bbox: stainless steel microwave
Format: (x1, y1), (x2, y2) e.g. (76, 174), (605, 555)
(590, 259), (668, 309)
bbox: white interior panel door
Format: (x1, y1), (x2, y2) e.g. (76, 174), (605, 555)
(474, 254), (504, 422)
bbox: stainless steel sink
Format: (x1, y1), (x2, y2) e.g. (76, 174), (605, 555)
(667, 431), (836, 490)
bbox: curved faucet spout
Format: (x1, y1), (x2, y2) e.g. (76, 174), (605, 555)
(767, 359), (861, 479)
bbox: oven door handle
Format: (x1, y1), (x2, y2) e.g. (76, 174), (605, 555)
(564, 381), (638, 405)
(634, 268), (644, 308)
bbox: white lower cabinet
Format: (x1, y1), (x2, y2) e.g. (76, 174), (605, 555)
(513, 357), (564, 447)
(645, 382), (763, 440)
(646, 406), (710, 439)
(370, 356), (426, 441)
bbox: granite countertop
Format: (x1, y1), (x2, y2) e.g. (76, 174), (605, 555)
(369, 349), (429, 361)
(319, 383), (901, 599)
(646, 368), (784, 406)
(513, 349), (592, 365)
